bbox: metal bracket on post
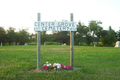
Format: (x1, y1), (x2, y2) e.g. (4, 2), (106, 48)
(70, 13), (74, 70)
(37, 13), (41, 70)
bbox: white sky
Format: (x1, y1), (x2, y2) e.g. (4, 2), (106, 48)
(0, 0), (120, 34)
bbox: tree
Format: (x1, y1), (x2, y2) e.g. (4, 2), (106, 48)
(17, 29), (30, 45)
(74, 22), (87, 45)
(41, 31), (47, 45)
(116, 27), (120, 41)
(53, 31), (69, 44)
(6, 27), (16, 45)
(107, 27), (117, 46)
(95, 26), (103, 45)
(29, 33), (36, 42)
(0, 27), (6, 45)
(89, 20), (103, 45)
(50, 20), (70, 44)
(85, 27), (93, 46)
(99, 27), (116, 46)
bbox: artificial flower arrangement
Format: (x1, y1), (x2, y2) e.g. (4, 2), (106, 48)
(43, 61), (71, 70)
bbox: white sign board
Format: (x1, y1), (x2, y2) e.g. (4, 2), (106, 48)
(34, 21), (77, 31)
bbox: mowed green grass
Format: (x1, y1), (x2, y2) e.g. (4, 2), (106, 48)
(0, 45), (120, 80)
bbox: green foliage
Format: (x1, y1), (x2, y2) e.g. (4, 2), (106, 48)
(46, 42), (61, 45)
(17, 29), (30, 45)
(74, 22), (87, 45)
(0, 45), (120, 80)
(100, 28), (116, 46)
(85, 27), (93, 46)
(89, 20), (103, 45)
(0, 27), (6, 45)
(89, 20), (102, 35)
(116, 30), (120, 41)
(53, 31), (69, 44)
(86, 35), (93, 46)
(29, 33), (37, 42)
(41, 31), (47, 44)
(6, 27), (16, 45)
(0, 20), (119, 47)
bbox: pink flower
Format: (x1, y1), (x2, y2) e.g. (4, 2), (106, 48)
(43, 65), (47, 69)
(53, 63), (56, 67)
(66, 64), (71, 69)
(68, 64), (71, 68)
(66, 65), (70, 69)
(63, 65), (66, 68)
(61, 64), (64, 68)
(62, 64), (66, 68)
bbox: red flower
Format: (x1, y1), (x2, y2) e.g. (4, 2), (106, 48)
(43, 65), (47, 69)
(68, 64), (71, 68)
(66, 64), (71, 69)
(66, 65), (69, 69)
(61, 64), (64, 68)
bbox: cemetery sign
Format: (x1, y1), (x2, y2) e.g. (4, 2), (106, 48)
(35, 13), (76, 70)
(34, 21), (77, 31)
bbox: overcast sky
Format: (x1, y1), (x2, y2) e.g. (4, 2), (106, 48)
(0, 0), (120, 34)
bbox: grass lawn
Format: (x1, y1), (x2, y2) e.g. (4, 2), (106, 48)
(0, 45), (120, 80)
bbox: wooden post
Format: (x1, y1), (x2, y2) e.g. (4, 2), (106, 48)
(37, 13), (41, 70)
(70, 13), (74, 70)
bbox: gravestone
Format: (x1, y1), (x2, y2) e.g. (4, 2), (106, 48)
(24, 43), (27, 45)
(1, 42), (2, 46)
(62, 43), (66, 46)
(44, 42), (46, 45)
(115, 41), (120, 47)
(17, 43), (19, 46)
(64, 43), (66, 45)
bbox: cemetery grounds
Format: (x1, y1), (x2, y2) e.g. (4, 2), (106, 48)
(0, 45), (120, 80)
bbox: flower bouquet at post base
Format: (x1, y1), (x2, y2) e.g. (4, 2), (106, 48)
(43, 61), (71, 71)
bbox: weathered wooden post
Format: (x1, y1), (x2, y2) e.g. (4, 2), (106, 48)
(70, 13), (74, 70)
(37, 13), (41, 70)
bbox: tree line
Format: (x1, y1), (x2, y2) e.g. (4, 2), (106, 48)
(0, 27), (30, 45)
(0, 20), (120, 46)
